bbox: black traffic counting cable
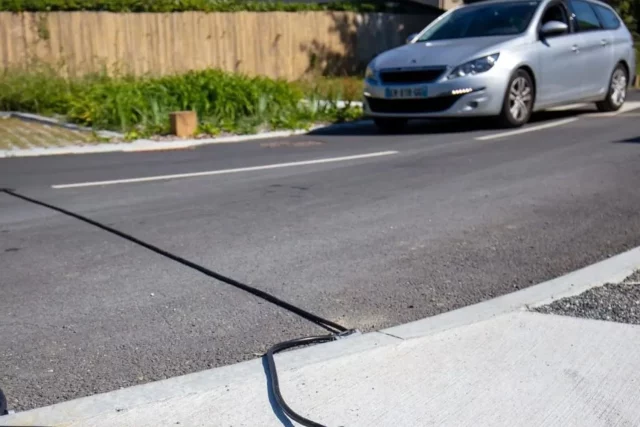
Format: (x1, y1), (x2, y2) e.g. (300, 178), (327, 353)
(0, 188), (355, 427)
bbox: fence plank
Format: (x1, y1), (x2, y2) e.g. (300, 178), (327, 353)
(0, 11), (437, 80)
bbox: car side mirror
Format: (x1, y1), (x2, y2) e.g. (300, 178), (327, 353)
(540, 21), (569, 37)
(406, 33), (418, 44)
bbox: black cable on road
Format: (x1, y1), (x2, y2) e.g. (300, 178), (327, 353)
(1, 188), (353, 426)
(265, 334), (354, 427)
(1, 189), (346, 335)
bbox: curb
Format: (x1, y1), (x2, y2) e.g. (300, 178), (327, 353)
(0, 129), (311, 158)
(383, 245), (640, 339)
(0, 119), (372, 159)
(3, 245), (640, 425)
(0, 130), (309, 158)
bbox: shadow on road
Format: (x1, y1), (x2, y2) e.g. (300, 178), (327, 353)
(310, 108), (593, 137)
(615, 135), (640, 143)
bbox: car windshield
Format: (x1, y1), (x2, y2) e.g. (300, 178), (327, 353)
(417, 1), (540, 41)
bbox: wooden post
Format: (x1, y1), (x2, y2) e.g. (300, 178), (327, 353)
(635, 75), (640, 90)
(169, 111), (198, 138)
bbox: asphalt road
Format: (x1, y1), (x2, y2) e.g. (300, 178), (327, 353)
(2, 99), (640, 411)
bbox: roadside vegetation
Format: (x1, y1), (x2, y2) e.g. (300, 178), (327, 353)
(0, 65), (363, 140)
(0, 0), (426, 13)
(297, 76), (363, 103)
(611, 0), (639, 74)
(0, 0), (636, 142)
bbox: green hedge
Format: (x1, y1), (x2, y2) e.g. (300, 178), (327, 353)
(0, 66), (362, 137)
(0, 0), (432, 13)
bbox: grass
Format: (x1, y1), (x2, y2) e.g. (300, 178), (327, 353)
(0, 65), (363, 140)
(295, 76), (364, 103)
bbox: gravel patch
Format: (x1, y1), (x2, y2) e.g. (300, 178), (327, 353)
(534, 271), (640, 325)
(623, 269), (640, 284)
(0, 117), (98, 150)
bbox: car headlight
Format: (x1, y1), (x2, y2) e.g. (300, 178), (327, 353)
(365, 64), (378, 84)
(448, 53), (500, 79)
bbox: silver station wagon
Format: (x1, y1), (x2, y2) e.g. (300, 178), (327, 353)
(363, 0), (636, 131)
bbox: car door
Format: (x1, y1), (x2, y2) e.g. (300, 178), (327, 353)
(567, 0), (612, 98)
(592, 3), (627, 81)
(534, 0), (584, 107)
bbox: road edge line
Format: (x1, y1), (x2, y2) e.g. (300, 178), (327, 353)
(475, 117), (578, 141)
(50, 151), (399, 189)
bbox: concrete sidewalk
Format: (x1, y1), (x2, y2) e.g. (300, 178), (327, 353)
(3, 248), (640, 427)
(0, 111), (368, 158)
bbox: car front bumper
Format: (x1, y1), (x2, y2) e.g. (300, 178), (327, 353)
(363, 73), (508, 119)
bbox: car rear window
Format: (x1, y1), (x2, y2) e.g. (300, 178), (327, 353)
(570, 0), (602, 31)
(592, 4), (621, 30)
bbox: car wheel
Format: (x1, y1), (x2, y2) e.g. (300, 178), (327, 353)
(373, 118), (408, 133)
(499, 69), (534, 128)
(0, 386), (7, 416)
(596, 64), (627, 112)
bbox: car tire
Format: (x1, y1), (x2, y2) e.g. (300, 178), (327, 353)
(596, 64), (627, 113)
(498, 69), (534, 128)
(0, 386), (7, 416)
(373, 118), (408, 133)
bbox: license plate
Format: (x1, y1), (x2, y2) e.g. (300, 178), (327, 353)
(385, 86), (428, 99)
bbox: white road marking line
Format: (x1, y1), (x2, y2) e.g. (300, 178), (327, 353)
(52, 151), (399, 189)
(475, 118), (578, 141)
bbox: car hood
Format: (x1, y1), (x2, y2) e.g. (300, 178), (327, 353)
(373, 36), (519, 69)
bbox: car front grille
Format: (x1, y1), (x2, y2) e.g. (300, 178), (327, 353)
(366, 95), (463, 114)
(379, 68), (446, 84)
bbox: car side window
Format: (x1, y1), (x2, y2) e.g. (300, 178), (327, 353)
(542, 4), (569, 24)
(569, 0), (602, 31)
(541, 3), (570, 26)
(592, 4), (621, 30)
(539, 2), (571, 36)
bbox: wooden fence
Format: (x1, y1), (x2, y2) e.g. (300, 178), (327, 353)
(0, 11), (439, 79)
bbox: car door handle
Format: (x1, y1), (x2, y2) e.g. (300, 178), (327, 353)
(571, 44), (579, 53)
(600, 39), (608, 46)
